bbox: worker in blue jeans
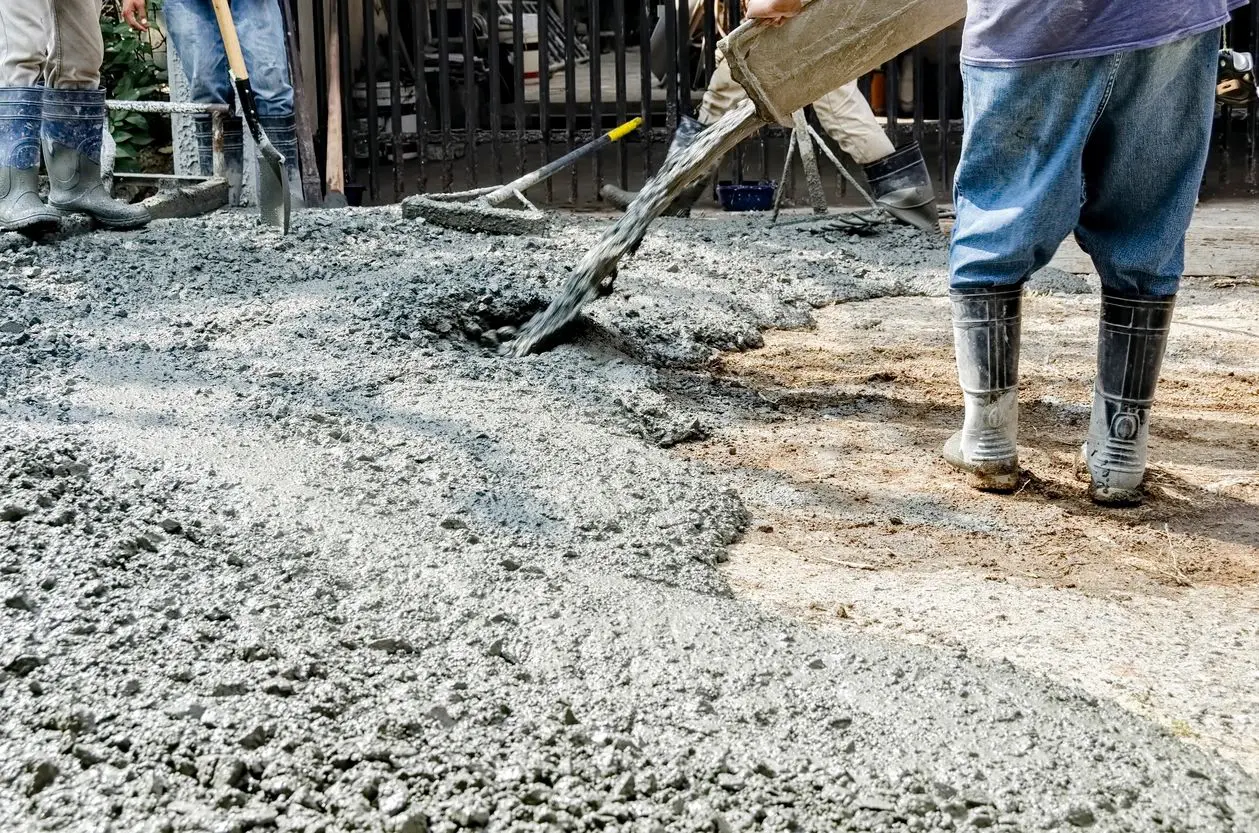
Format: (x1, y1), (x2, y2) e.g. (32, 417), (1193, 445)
(750, 0), (1245, 506)
(123, 0), (300, 207)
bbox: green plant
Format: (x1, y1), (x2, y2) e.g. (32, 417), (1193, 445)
(100, 1), (171, 172)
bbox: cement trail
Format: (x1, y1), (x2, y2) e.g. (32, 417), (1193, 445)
(510, 100), (766, 356)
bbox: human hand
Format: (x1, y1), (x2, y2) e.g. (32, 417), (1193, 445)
(745, 0), (803, 26)
(121, 0), (149, 32)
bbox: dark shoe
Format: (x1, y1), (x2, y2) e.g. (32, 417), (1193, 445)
(864, 141), (939, 234)
(257, 114), (304, 210)
(1082, 291), (1176, 506)
(943, 286), (1022, 491)
(599, 115), (711, 217)
(0, 86), (60, 234)
(42, 88), (149, 230)
(194, 112), (244, 205)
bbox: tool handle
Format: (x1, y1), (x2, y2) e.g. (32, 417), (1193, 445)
(325, 0), (345, 194)
(485, 117), (643, 206)
(210, 0), (251, 81)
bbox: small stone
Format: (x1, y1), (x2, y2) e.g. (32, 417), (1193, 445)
(27, 760), (58, 795)
(499, 558), (521, 572)
(238, 724), (272, 750)
(4, 593), (34, 612)
(368, 637), (416, 654)
(487, 638), (517, 664)
(438, 515), (467, 530)
(5, 654), (44, 677)
(520, 787), (550, 806)
(262, 679), (294, 697)
(71, 744), (106, 768)
(612, 773), (636, 800)
(122, 679), (141, 695)
(807, 657), (824, 670)
(561, 706), (580, 726)
(0, 320), (25, 334)
(213, 757), (248, 789)
(158, 518), (182, 534)
(428, 705), (456, 728)
(378, 780), (409, 816)
(1, 504), (31, 522)
(1066, 806), (1096, 828)
(391, 813), (429, 833)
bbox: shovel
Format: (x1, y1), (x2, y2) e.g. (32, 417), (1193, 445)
(209, 0), (291, 232)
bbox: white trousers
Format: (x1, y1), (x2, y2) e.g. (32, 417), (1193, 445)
(698, 54), (896, 165)
(0, 0), (104, 89)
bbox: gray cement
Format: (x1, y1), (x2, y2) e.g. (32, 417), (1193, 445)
(1, 207), (1256, 833)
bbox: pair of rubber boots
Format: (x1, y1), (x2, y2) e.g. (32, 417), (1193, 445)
(0, 86), (150, 234)
(193, 112), (303, 208)
(944, 286), (1175, 506)
(599, 115), (939, 233)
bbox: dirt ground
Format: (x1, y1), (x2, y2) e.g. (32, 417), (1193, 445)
(682, 278), (1259, 774)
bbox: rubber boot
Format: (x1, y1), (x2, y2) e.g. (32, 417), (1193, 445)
(863, 141), (939, 234)
(194, 112), (245, 206)
(258, 115), (304, 209)
(42, 88), (150, 230)
(0, 87), (60, 234)
(1081, 291), (1176, 506)
(943, 286), (1022, 491)
(599, 115), (709, 217)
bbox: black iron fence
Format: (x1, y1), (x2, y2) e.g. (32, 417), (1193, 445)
(289, 1), (1259, 206)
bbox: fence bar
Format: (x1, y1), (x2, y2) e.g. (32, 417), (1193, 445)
(414, 0), (430, 191)
(563, 0), (577, 203)
(640, 0), (653, 180)
(462, 0), (477, 188)
(538, 0), (552, 201)
(363, 0), (380, 200)
(387, 0), (404, 200)
(590, 0), (603, 193)
(336, 0), (355, 191)
(512, 0), (526, 180)
(488, 0), (503, 183)
(436, 0), (453, 189)
(614, 0), (629, 187)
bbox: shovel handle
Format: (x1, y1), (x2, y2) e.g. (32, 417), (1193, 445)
(485, 117), (643, 206)
(209, 0), (270, 149)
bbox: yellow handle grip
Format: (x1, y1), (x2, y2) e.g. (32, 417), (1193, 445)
(608, 117), (644, 142)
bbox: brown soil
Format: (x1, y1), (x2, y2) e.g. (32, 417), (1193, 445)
(688, 286), (1259, 596)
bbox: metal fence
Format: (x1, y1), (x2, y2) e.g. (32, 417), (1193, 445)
(290, 1), (1259, 206)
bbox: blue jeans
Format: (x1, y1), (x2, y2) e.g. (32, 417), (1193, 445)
(163, 0), (294, 117)
(949, 31), (1219, 298)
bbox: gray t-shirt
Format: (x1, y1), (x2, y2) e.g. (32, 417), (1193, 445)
(962, 0), (1250, 66)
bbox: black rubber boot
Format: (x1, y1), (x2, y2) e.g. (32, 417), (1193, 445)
(258, 115), (304, 210)
(42, 88), (149, 230)
(0, 86), (60, 234)
(943, 286), (1022, 491)
(599, 115), (710, 217)
(863, 141), (939, 234)
(1082, 291), (1176, 506)
(194, 113), (244, 205)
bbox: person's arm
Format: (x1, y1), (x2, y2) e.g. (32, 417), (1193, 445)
(121, 0), (149, 32)
(745, 0), (802, 25)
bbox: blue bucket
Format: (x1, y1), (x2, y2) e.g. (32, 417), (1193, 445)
(716, 180), (776, 212)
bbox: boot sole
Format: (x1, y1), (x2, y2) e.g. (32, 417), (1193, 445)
(1076, 447), (1145, 507)
(49, 206), (150, 231)
(942, 453), (1020, 493)
(1, 216), (61, 235)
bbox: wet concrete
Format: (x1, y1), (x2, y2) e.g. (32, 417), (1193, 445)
(1, 208), (1256, 832)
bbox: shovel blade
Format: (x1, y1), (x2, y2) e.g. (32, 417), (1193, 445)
(256, 138), (292, 233)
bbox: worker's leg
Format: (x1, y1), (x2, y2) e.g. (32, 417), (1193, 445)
(0, 0), (61, 232)
(1076, 31), (1218, 505)
(234, 0), (302, 205)
(46, 0), (103, 89)
(945, 55), (1115, 490)
(164, 0), (244, 199)
(813, 82), (938, 232)
(697, 56), (749, 126)
(810, 82), (893, 165)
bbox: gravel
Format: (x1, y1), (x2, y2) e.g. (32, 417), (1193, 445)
(0, 208), (1255, 832)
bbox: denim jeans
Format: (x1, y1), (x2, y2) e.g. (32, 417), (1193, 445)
(164, 0), (294, 117)
(949, 30), (1219, 297)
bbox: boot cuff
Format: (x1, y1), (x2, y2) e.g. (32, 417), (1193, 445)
(863, 141), (926, 181)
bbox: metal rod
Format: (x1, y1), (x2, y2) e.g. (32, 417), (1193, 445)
(415, 0), (430, 191)
(387, 0), (404, 200)
(614, 0), (629, 187)
(590, 0), (603, 197)
(488, 0), (503, 184)
(513, 0), (526, 180)
(640, 0), (653, 179)
(538, 0), (552, 201)
(437, 0), (453, 190)
(337, 0), (355, 189)
(462, 0), (477, 188)
(563, 0), (578, 203)
(364, 0), (380, 201)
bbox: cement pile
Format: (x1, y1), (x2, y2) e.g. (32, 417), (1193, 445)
(1, 210), (1255, 832)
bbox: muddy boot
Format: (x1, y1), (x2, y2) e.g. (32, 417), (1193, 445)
(1081, 292), (1176, 506)
(864, 141), (939, 234)
(194, 113), (245, 205)
(42, 88), (150, 230)
(943, 286), (1022, 491)
(599, 115), (711, 217)
(258, 115), (304, 209)
(0, 87), (60, 234)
